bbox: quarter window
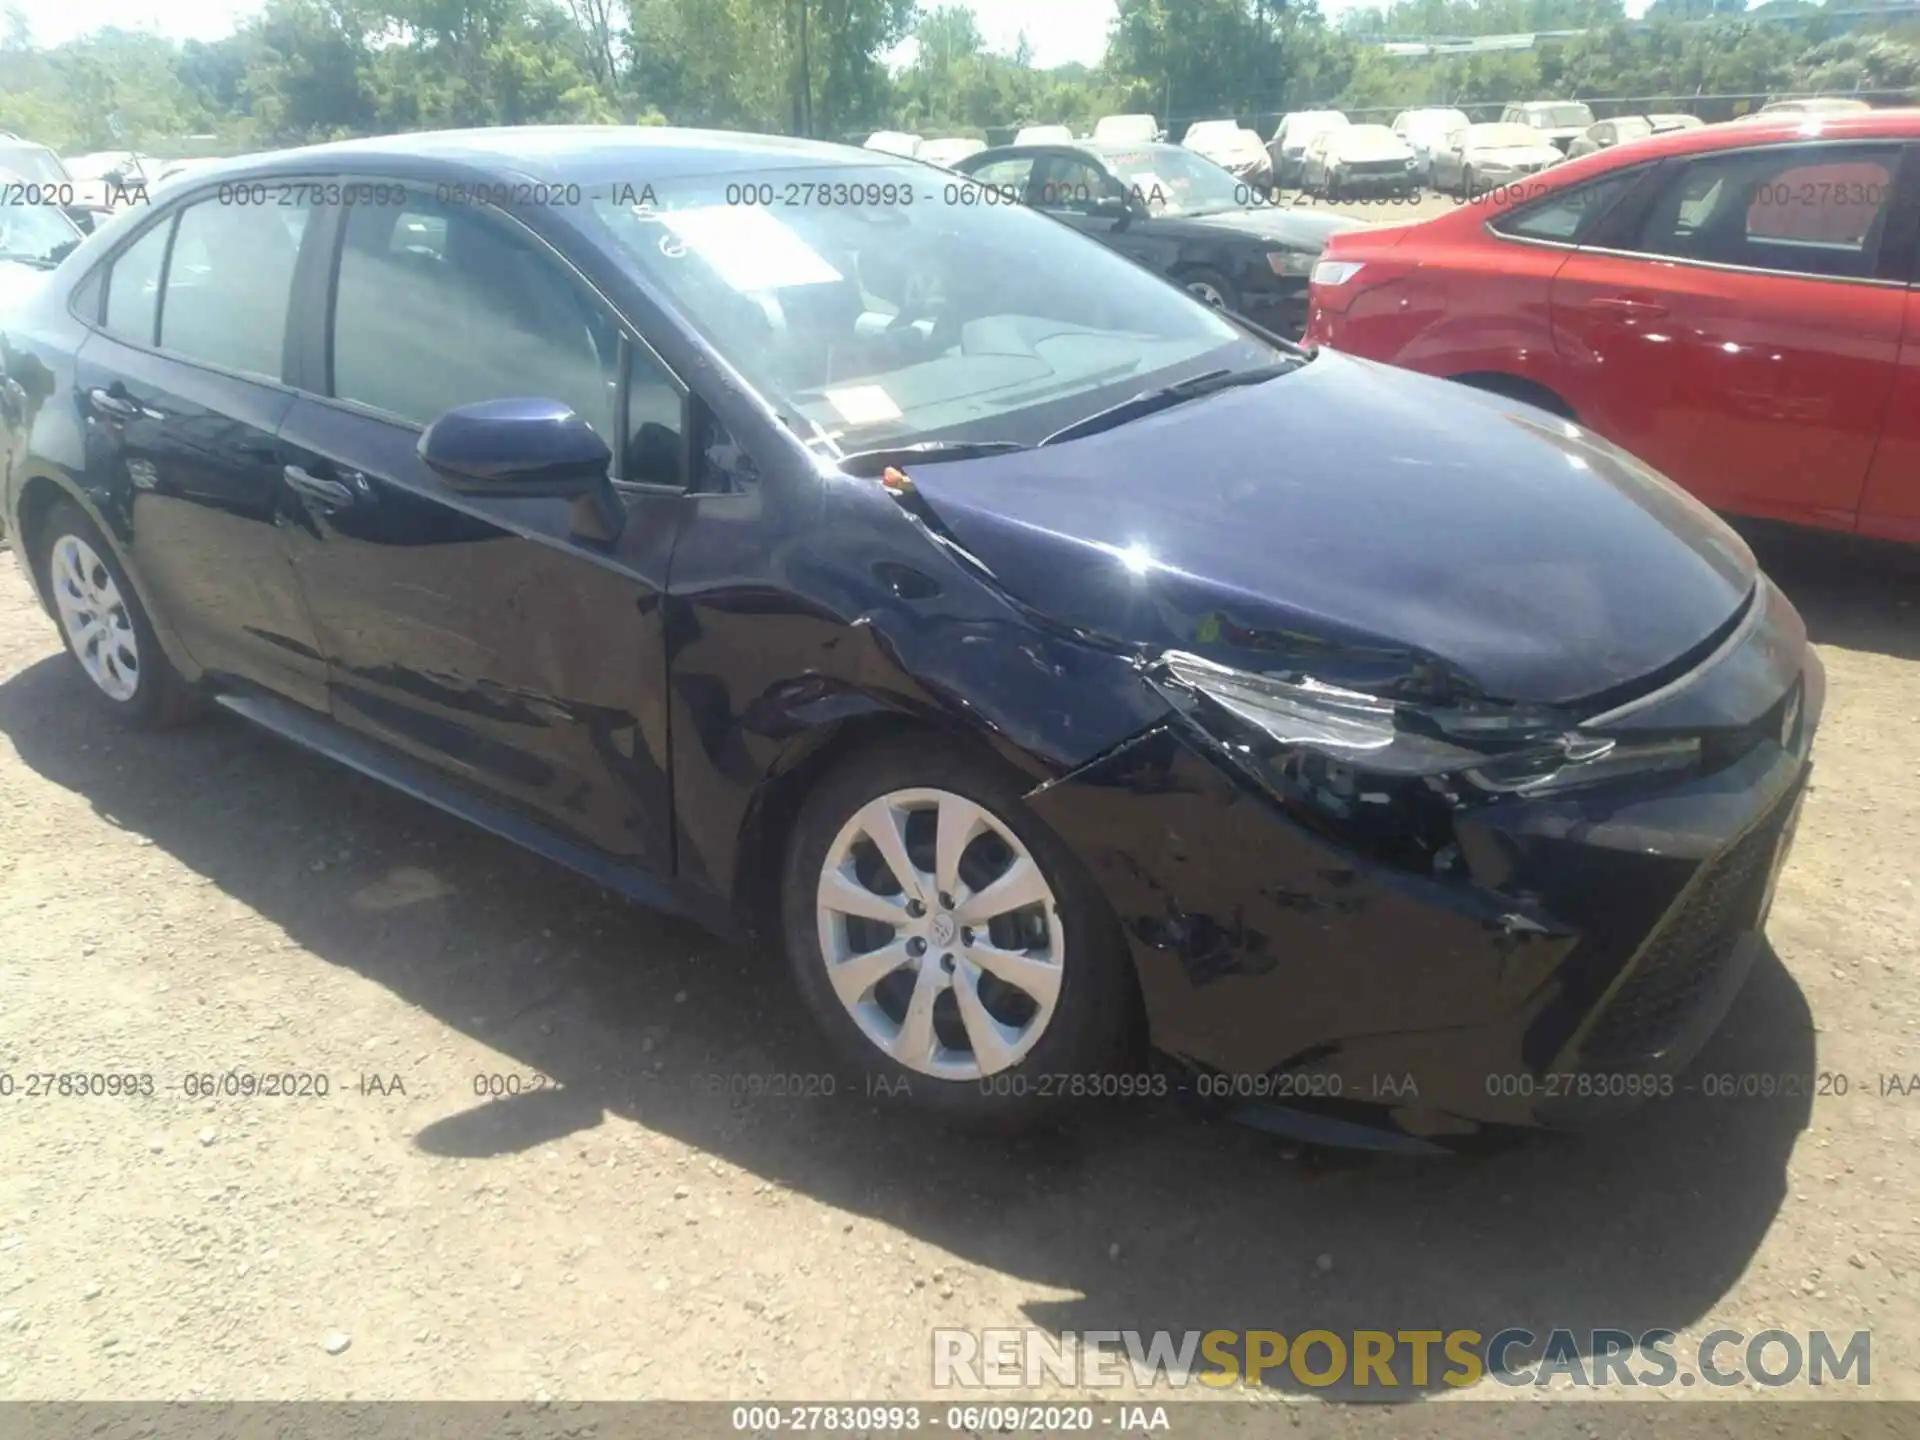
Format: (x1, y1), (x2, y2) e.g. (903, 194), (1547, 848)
(1629, 144), (1901, 280)
(159, 196), (312, 380)
(330, 197), (623, 443)
(101, 219), (170, 346)
(1491, 171), (1639, 244)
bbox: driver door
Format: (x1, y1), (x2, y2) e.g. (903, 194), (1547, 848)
(276, 185), (690, 871)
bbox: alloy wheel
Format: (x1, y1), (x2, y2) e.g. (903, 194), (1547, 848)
(49, 533), (140, 702)
(814, 787), (1064, 1080)
(1186, 280), (1228, 308)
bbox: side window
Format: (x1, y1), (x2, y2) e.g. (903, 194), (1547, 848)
(967, 156), (1034, 196)
(1747, 158), (1892, 245)
(1492, 170), (1639, 243)
(159, 196), (312, 380)
(1035, 157), (1118, 213)
(331, 197), (622, 446)
(101, 217), (171, 346)
(1630, 144), (1901, 280)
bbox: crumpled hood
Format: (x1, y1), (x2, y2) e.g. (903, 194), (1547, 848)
(1185, 206), (1370, 250)
(903, 353), (1757, 708)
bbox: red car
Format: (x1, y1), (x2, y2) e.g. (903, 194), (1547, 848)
(1306, 110), (1920, 544)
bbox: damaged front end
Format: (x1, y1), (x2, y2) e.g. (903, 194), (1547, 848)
(1021, 580), (1821, 1143)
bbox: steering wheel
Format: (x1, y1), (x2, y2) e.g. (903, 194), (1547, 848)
(885, 266), (964, 356)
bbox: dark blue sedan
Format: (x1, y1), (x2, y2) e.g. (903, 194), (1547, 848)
(0, 127), (1821, 1145)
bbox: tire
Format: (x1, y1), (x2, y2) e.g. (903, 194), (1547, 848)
(1179, 267), (1240, 313)
(781, 735), (1139, 1126)
(1461, 167), (1477, 200)
(37, 499), (204, 727)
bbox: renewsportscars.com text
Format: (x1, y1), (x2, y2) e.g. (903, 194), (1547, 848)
(932, 1327), (1872, 1390)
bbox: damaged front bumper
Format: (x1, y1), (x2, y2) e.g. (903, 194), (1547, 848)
(1025, 581), (1824, 1141)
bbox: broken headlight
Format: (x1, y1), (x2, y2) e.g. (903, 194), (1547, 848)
(1160, 650), (1700, 800)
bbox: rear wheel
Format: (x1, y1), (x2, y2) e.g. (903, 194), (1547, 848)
(38, 500), (203, 727)
(781, 738), (1138, 1125)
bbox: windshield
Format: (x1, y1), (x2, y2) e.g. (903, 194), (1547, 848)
(1183, 122), (1239, 147)
(1401, 110), (1468, 138)
(0, 197), (80, 264)
(1095, 116), (1158, 143)
(0, 145), (71, 187)
(1611, 117), (1653, 142)
(1098, 145), (1262, 216)
(1468, 124), (1546, 150)
(1281, 113), (1347, 144)
(1332, 125), (1402, 153)
(587, 164), (1276, 452)
(1534, 104), (1594, 128)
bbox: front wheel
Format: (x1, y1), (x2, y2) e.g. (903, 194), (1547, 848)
(781, 737), (1138, 1125)
(38, 500), (203, 727)
(1180, 267), (1240, 313)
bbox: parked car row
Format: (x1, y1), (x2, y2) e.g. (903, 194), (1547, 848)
(1307, 106), (1920, 546)
(0, 124), (1826, 1149)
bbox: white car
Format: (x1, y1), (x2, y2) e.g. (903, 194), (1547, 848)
(1092, 114), (1162, 145)
(1390, 107), (1469, 185)
(1499, 101), (1596, 155)
(1431, 122), (1566, 196)
(1180, 120), (1273, 191)
(0, 172), (83, 313)
(1267, 110), (1348, 188)
(1013, 124), (1074, 146)
(917, 137), (986, 170)
(1757, 96), (1872, 116)
(863, 131), (923, 158)
(1298, 124), (1419, 199)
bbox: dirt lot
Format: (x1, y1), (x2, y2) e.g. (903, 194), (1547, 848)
(0, 523), (1916, 1408)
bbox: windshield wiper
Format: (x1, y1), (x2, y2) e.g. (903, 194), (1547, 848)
(837, 440), (1029, 477)
(1039, 361), (1299, 447)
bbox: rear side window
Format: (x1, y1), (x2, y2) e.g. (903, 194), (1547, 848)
(1491, 171), (1639, 244)
(102, 219), (170, 346)
(158, 196), (312, 380)
(1628, 143), (1901, 280)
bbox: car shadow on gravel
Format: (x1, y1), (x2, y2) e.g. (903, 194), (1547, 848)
(0, 651), (1820, 1400)
(1741, 520), (1920, 663)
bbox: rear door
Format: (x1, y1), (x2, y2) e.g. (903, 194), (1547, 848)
(73, 189), (327, 707)
(1859, 220), (1920, 544)
(275, 184), (686, 871)
(1548, 139), (1913, 530)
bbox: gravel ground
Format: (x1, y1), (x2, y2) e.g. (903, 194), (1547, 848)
(0, 522), (1915, 1408)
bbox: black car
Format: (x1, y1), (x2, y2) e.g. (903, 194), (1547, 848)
(952, 139), (1366, 336)
(1, 128), (1820, 1147)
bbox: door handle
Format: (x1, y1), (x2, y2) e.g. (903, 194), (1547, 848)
(283, 463), (359, 508)
(1586, 295), (1668, 318)
(88, 386), (139, 420)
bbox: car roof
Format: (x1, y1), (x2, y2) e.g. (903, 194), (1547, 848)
(204, 126), (889, 185)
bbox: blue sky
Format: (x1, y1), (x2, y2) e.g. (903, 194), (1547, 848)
(18, 0), (1660, 67)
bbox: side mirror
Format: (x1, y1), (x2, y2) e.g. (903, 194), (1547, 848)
(419, 397), (623, 540)
(1091, 194), (1132, 220)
